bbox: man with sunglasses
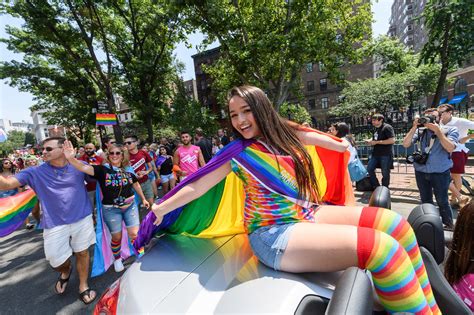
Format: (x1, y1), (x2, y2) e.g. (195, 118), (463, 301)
(124, 135), (156, 207)
(0, 137), (97, 304)
(98, 135), (116, 161)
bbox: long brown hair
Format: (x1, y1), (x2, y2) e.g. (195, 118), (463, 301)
(445, 201), (474, 284)
(227, 85), (319, 202)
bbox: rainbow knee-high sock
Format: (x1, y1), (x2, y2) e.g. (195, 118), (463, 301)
(131, 238), (144, 257)
(357, 227), (432, 314)
(111, 239), (121, 260)
(359, 207), (440, 314)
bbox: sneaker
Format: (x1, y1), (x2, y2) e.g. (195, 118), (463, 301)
(113, 259), (124, 272)
(25, 223), (35, 230)
(443, 224), (454, 231)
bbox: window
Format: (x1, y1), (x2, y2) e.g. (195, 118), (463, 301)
(318, 62), (325, 72)
(308, 99), (316, 110)
(321, 97), (329, 109)
(124, 113), (128, 120)
(305, 63), (313, 73)
(454, 78), (467, 94)
(320, 78), (328, 91)
(307, 80), (315, 91)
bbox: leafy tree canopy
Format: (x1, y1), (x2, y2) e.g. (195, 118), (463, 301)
(176, 0), (372, 109)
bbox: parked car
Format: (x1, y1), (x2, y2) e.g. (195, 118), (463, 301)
(95, 187), (393, 314)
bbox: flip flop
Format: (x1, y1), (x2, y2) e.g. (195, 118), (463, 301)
(54, 266), (72, 295)
(78, 288), (97, 305)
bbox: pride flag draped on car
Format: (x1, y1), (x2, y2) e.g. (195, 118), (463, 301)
(0, 190), (37, 237)
(134, 127), (354, 250)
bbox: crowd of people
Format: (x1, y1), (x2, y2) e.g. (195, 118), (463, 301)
(0, 85), (473, 312)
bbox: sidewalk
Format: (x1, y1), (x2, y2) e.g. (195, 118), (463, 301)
(354, 164), (474, 204)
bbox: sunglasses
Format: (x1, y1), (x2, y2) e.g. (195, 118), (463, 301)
(124, 141), (135, 145)
(3, 161), (11, 165)
(42, 146), (62, 152)
(108, 151), (122, 156)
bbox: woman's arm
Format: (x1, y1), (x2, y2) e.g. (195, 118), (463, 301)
(151, 161), (232, 225)
(132, 182), (150, 208)
(63, 140), (95, 176)
(296, 130), (348, 152)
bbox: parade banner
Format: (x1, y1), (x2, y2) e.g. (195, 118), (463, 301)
(96, 113), (117, 126)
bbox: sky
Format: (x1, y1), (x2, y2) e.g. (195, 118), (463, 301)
(0, 0), (392, 123)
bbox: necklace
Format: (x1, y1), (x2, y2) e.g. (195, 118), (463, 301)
(50, 163), (69, 178)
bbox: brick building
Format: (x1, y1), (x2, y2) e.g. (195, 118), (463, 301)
(293, 59), (374, 124)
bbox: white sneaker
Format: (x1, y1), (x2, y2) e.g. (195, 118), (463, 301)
(114, 259), (124, 272)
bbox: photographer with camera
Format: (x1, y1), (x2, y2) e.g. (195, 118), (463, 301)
(438, 104), (474, 208)
(402, 108), (459, 229)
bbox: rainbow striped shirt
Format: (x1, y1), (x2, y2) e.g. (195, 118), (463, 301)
(231, 145), (315, 233)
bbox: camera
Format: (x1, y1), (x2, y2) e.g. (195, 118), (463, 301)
(406, 151), (429, 164)
(113, 196), (126, 207)
(417, 115), (436, 127)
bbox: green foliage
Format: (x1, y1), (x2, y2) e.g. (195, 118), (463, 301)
(331, 36), (440, 117)
(419, 0), (474, 106)
(165, 77), (219, 136)
(0, 130), (26, 155)
(1, 1), (185, 142)
(153, 126), (179, 142)
(176, 0), (372, 109)
(278, 102), (311, 124)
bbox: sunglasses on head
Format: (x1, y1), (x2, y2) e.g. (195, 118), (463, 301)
(108, 151), (122, 156)
(42, 146), (62, 152)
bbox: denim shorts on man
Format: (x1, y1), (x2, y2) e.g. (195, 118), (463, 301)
(140, 180), (154, 200)
(102, 203), (140, 234)
(248, 223), (295, 270)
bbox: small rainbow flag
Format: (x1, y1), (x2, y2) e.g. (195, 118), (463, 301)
(0, 190), (38, 237)
(96, 113), (117, 126)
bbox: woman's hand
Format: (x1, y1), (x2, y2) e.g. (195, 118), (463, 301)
(142, 200), (150, 209)
(151, 203), (164, 226)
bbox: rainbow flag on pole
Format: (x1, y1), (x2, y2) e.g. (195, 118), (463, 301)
(96, 113), (117, 126)
(0, 190), (38, 237)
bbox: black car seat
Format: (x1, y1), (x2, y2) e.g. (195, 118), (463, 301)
(407, 204), (445, 263)
(368, 186), (391, 209)
(407, 204), (471, 314)
(324, 267), (373, 315)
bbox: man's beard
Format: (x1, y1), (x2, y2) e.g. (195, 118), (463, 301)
(85, 151), (95, 156)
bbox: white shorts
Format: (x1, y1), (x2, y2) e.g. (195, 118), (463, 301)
(43, 215), (96, 268)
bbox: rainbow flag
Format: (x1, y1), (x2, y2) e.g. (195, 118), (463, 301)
(96, 113), (117, 126)
(0, 190), (38, 237)
(134, 127), (354, 250)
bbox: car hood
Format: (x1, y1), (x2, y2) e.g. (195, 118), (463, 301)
(118, 233), (340, 314)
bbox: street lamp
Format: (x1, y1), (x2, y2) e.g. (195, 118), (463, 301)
(406, 84), (416, 119)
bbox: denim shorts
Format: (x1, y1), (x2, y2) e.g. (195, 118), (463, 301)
(160, 173), (173, 183)
(140, 180), (154, 200)
(102, 203), (140, 234)
(248, 223), (295, 271)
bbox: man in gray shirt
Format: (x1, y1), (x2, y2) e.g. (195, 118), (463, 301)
(402, 108), (458, 229)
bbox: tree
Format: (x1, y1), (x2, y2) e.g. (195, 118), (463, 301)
(278, 102), (311, 125)
(103, 0), (186, 142)
(1, 1), (122, 140)
(0, 130), (26, 155)
(176, 0), (371, 109)
(331, 36), (440, 117)
(419, 0), (474, 107)
(166, 77), (219, 136)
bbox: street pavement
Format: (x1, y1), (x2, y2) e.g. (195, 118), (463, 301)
(0, 185), (466, 314)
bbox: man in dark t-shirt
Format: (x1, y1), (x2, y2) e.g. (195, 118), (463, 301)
(195, 128), (213, 163)
(366, 114), (395, 189)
